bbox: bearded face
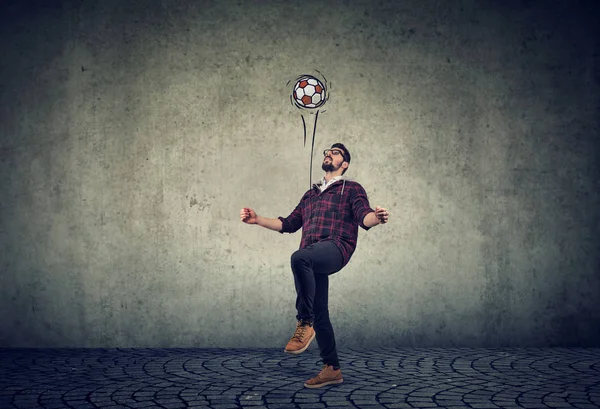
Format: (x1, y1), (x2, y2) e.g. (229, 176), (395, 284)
(322, 149), (346, 173)
(322, 156), (337, 172)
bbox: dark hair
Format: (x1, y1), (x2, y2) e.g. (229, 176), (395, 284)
(331, 142), (350, 174)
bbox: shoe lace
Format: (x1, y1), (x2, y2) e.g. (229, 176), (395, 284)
(317, 365), (331, 379)
(292, 322), (309, 341)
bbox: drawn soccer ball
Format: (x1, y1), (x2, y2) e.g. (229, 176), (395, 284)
(292, 76), (327, 109)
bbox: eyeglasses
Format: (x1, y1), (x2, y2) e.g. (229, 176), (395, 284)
(323, 149), (346, 160)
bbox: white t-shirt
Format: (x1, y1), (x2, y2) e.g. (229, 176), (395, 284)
(318, 176), (343, 193)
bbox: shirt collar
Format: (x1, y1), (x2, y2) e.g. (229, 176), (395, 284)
(322, 175), (343, 186)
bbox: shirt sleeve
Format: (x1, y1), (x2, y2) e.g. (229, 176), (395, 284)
(278, 192), (307, 234)
(350, 184), (375, 231)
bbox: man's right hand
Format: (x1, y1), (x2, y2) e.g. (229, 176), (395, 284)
(240, 208), (258, 224)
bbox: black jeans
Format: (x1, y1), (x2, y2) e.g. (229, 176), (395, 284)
(290, 240), (344, 368)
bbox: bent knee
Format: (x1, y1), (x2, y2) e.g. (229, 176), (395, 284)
(291, 249), (311, 267)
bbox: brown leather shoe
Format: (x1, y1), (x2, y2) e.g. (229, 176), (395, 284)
(284, 320), (315, 355)
(304, 364), (343, 388)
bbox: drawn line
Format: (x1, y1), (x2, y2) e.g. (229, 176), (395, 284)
(309, 110), (320, 189)
(301, 115), (307, 147)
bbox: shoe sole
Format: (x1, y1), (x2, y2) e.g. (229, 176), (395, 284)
(304, 378), (343, 389)
(283, 330), (316, 355)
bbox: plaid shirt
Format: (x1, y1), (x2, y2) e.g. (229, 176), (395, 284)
(278, 177), (375, 268)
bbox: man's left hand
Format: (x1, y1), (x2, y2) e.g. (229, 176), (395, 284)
(375, 206), (389, 224)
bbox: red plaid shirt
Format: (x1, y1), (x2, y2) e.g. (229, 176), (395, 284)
(278, 177), (375, 268)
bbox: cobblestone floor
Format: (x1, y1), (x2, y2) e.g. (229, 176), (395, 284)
(1, 347), (599, 409)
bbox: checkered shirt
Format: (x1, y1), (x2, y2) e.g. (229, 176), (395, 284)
(278, 179), (375, 268)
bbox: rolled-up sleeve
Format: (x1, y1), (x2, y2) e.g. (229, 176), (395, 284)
(350, 185), (375, 231)
(278, 196), (305, 234)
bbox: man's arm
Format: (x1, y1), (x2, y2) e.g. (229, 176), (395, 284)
(240, 192), (306, 233)
(349, 185), (389, 229)
(363, 212), (380, 228)
(277, 203), (303, 234)
(363, 206), (389, 228)
(256, 216), (283, 232)
(240, 208), (286, 232)
(350, 185), (376, 230)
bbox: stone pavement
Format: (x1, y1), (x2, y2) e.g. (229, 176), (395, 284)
(1, 347), (599, 409)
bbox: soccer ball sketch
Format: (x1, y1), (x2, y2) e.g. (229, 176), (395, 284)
(292, 75), (327, 109)
(287, 71), (330, 188)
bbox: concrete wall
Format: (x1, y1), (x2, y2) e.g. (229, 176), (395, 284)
(1, 0), (598, 348)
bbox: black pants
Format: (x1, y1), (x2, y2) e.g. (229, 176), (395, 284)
(290, 240), (344, 368)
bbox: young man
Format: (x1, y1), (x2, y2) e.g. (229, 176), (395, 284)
(240, 143), (389, 388)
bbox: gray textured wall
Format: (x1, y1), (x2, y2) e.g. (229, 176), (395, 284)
(1, 0), (598, 348)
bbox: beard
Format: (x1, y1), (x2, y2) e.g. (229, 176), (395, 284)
(322, 159), (336, 172)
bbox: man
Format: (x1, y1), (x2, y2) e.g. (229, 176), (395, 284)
(240, 143), (389, 388)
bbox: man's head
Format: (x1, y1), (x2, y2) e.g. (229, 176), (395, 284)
(322, 143), (351, 175)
